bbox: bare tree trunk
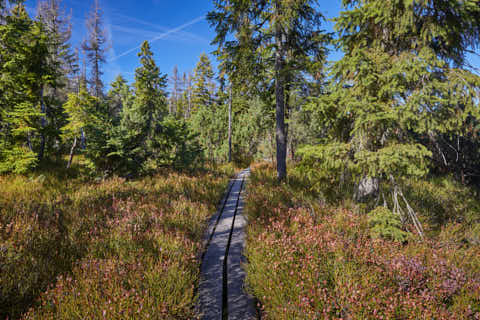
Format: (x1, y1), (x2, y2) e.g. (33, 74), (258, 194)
(275, 11), (287, 181)
(67, 136), (77, 169)
(39, 87), (46, 161)
(186, 72), (193, 119)
(228, 86), (232, 162)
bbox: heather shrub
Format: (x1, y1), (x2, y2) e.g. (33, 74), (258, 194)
(244, 163), (480, 320)
(0, 164), (232, 319)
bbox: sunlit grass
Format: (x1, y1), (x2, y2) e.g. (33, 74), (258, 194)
(0, 162), (234, 319)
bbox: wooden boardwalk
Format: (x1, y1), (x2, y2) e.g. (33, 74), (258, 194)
(197, 169), (256, 320)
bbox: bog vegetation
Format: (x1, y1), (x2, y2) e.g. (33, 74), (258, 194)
(1, 0), (480, 319)
(1, 160), (233, 318)
(245, 163), (480, 319)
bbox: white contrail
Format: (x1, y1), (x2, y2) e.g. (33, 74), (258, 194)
(111, 12), (209, 43)
(108, 15), (205, 62)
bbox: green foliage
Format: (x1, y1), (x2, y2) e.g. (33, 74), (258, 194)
(0, 145), (38, 174)
(335, 0), (480, 66)
(299, 0), (480, 224)
(107, 75), (133, 122)
(105, 42), (203, 175)
(191, 53), (215, 112)
(61, 85), (99, 141)
(298, 143), (352, 179)
(208, 0), (331, 180)
(151, 116), (203, 169)
(127, 41), (168, 165)
(0, 4), (55, 173)
(189, 102), (228, 162)
(403, 176), (480, 239)
(368, 206), (409, 242)
(61, 84), (113, 172)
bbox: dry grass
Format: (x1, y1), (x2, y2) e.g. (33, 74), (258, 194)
(0, 163), (234, 319)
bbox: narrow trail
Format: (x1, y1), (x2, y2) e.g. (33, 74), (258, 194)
(197, 168), (257, 320)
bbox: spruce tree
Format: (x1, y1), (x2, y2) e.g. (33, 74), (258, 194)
(192, 53), (215, 112)
(300, 0), (480, 236)
(108, 41), (168, 173)
(81, 0), (108, 98)
(208, 0), (330, 180)
(107, 75), (133, 122)
(36, 0), (75, 160)
(132, 41), (168, 142)
(0, 4), (54, 173)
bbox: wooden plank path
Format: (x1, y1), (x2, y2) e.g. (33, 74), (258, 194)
(197, 168), (257, 320)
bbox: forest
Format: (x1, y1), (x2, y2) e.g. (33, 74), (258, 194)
(1, 0), (480, 319)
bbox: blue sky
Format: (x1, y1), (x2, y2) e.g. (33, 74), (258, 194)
(23, 0), (479, 89)
(22, 0), (343, 88)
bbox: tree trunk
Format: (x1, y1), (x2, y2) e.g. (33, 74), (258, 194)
(187, 91), (192, 119)
(67, 136), (77, 169)
(355, 176), (379, 202)
(284, 77), (291, 148)
(275, 13), (287, 181)
(270, 131), (275, 164)
(228, 86), (232, 162)
(39, 87), (46, 161)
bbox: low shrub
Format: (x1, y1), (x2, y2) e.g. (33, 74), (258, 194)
(0, 164), (232, 319)
(244, 163), (480, 320)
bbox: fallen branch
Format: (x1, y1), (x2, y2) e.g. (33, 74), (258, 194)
(389, 175), (425, 240)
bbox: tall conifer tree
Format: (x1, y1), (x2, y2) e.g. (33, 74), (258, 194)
(81, 0), (108, 98)
(0, 4), (53, 172)
(36, 0), (75, 160)
(300, 0), (480, 235)
(192, 53), (215, 112)
(208, 0), (329, 180)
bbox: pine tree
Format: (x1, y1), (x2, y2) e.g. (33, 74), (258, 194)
(81, 0), (108, 98)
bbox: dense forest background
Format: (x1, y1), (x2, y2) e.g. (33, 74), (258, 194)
(1, 0), (480, 184)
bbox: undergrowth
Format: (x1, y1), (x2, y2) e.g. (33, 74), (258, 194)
(0, 161), (234, 319)
(244, 163), (480, 319)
